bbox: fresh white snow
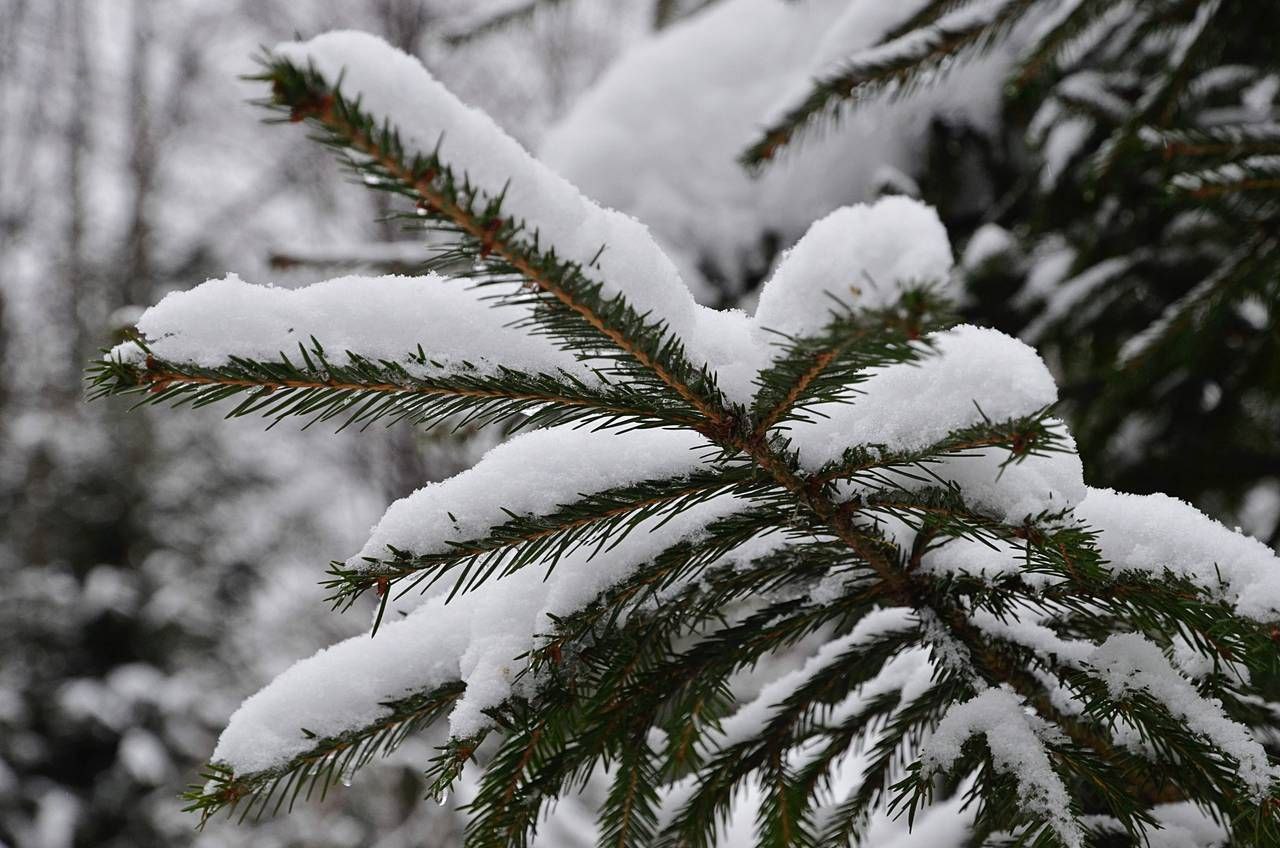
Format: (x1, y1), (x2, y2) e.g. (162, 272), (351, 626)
(1087, 633), (1276, 799)
(113, 272), (592, 380)
(754, 197), (954, 338)
(1077, 488), (1280, 621)
(920, 686), (1083, 848)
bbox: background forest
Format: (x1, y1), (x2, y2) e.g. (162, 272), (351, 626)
(2, 1), (1276, 847)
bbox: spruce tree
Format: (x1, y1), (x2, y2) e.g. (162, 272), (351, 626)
(89, 31), (1280, 847)
(742, 0), (1280, 532)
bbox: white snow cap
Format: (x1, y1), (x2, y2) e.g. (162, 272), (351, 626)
(754, 196), (955, 337)
(114, 273), (591, 379)
(787, 325), (1058, 463)
(1078, 488), (1280, 622)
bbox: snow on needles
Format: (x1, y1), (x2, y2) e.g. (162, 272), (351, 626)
(1087, 634), (1276, 799)
(195, 30), (1280, 805)
(352, 426), (716, 595)
(783, 325), (1086, 522)
(712, 608), (918, 749)
(271, 32), (713, 376)
(113, 273), (591, 379)
(754, 197), (954, 337)
(920, 686), (1083, 848)
(215, 428), (744, 769)
(1077, 488), (1280, 621)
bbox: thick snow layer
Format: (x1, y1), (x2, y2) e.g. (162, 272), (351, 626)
(779, 324), (1084, 522)
(114, 272), (590, 379)
(754, 197), (954, 337)
(1087, 634), (1276, 799)
(786, 326), (1059, 465)
(540, 0), (1009, 295)
(213, 491), (748, 770)
(1077, 488), (1280, 621)
(353, 425), (714, 570)
(920, 686), (1082, 848)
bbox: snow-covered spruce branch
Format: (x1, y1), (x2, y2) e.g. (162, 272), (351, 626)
(740, 0), (1039, 169)
(92, 31), (1280, 847)
(260, 51), (729, 425)
(184, 681), (464, 823)
(325, 462), (789, 620)
(1140, 124), (1280, 162)
(89, 345), (702, 434)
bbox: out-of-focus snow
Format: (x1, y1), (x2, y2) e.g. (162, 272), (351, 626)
(540, 0), (1010, 298)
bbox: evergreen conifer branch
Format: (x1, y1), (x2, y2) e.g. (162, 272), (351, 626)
(660, 625), (923, 847)
(740, 0), (1039, 169)
(181, 681), (465, 826)
(325, 466), (788, 615)
(87, 344), (705, 433)
(96, 28), (1280, 848)
(749, 291), (950, 436)
(819, 672), (969, 844)
(260, 58), (731, 424)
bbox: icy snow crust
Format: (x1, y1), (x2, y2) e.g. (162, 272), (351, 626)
(194, 33), (1280, 821)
